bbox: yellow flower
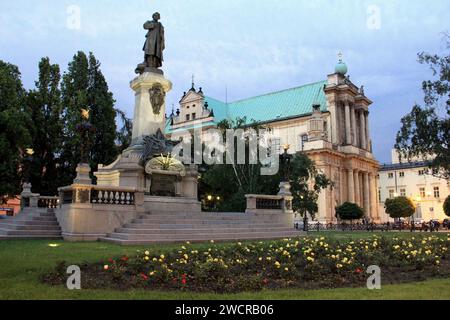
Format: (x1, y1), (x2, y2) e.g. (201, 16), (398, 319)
(258, 257), (263, 261)
(284, 267), (289, 271)
(144, 250), (150, 256)
(144, 256), (149, 261)
(336, 264), (343, 268)
(210, 240), (215, 243)
(307, 256), (314, 263)
(186, 241), (191, 245)
(183, 254), (189, 260)
(160, 254), (165, 259)
(181, 246), (186, 250)
(149, 271), (155, 276)
(275, 261), (281, 268)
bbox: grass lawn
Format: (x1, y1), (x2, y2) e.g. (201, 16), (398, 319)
(0, 232), (449, 300)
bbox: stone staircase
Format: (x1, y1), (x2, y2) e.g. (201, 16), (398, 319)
(0, 208), (62, 240)
(101, 211), (303, 245)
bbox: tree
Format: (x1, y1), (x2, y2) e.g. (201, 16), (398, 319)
(395, 34), (450, 179)
(289, 153), (331, 230)
(115, 108), (132, 154)
(444, 195), (450, 217)
(200, 118), (279, 212)
(385, 196), (415, 219)
(60, 51), (118, 186)
(88, 53), (117, 171)
(26, 57), (63, 195)
(0, 61), (31, 202)
(335, 202), (364, 221)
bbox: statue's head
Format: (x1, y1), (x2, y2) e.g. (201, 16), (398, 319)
(152, 12), (161, 21)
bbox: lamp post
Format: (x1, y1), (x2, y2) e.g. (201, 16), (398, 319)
(76, 108), (96, 164)
(73, 109), (96, 185)
(24, 148), (34, 184)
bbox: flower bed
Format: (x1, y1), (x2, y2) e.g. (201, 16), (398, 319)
(43, 235), (450, 293)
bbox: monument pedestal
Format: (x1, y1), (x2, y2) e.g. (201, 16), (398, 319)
(74, 163), (92, 185)
(130, 72), (172, 147)
(95, 72), (172, 189)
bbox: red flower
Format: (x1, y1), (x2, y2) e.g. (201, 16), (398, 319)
(121, 256), (129, 262)
(140, 273), (148, 281)
(355, 268), (363, 274)
(108, 258), (113, 263)
(182, 278), (187, 285)
(262, 278), (268, 285)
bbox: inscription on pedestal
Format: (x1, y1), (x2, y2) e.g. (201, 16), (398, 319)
(150, 174), (176, 197)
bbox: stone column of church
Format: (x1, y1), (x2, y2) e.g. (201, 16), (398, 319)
(354, 170), (360, 206)
(347, 169), (355, 203)
(369, 172), (378, 221)
(329, 100), (339, 145)
(363, 172), (370, 219)
(351, 106), (357, 146)
(344, 102), (352, 145)
(359, 111), (367, 150)
(365, 111), (371, 152)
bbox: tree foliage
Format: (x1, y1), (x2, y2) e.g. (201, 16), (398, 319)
(395, 34), (450, 178)
(290, 153), (330, 220)
(59, 51), (118, 185)
(0, 61), (31, 202)
(26, 57), (63, 195)
(444, 195), (450, 217)
(335, 202), (364, 221)
(385, 196), (415, 219)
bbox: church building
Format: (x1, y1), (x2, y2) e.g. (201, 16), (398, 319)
(165, 57), (381, 223)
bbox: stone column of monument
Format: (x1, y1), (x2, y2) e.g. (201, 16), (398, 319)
(129, 73), (172, 147)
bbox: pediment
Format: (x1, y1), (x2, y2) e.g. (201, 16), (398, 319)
(179, 90), (203, 104)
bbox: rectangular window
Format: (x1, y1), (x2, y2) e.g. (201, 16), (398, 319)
(268, 138), (281, 156)
(299, 134), (308, 151)
(400, 188), (406, 197)
(399, 172), (405, 177)
(419, 187), (426, 198)
(186, 114), (190, 121)
(418, 169), (427, 176)
(388, 173), (394, 179)
(192, 113), (196, 120)
(433, 187), (440, 198)
(389, 189), (395, 199)
(378, 189), (381, 202)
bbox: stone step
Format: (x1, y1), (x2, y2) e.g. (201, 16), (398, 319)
(32, 216), (58, 222)
(0, 223), (61, 231)
(115, 226), (296, 235)
(0, 235), (62, 240)
(108, 230), (302, 241)
(4, 219), (60, 226)
(0, 228), (62, 236)
(123, 222), (288, 229)
(139, 214), (250, 221)
(100, 231), (303, 245)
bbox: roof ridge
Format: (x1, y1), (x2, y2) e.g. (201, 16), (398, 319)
(205, 80), (326, 105)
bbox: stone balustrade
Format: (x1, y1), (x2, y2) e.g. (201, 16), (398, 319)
(245, 194), (293, 214)
(37, 196), (59, 208)
(58, 184), (144, 207)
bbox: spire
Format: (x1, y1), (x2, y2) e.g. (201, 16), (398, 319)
(190, 74), (195, 91)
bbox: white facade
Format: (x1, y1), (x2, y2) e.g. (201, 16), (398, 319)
(378, 150), (449, 222)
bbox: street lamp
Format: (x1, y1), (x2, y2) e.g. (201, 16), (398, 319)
(76, 108), (96, 164)
(24, 148), (34, 184)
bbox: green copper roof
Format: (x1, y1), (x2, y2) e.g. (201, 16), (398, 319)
(166, 80), (327, 133)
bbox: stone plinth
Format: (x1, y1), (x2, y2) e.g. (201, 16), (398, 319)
(130, 72), (172, 147)
(74, 163), (92, 185)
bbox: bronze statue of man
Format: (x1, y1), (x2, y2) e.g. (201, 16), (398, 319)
(136, 12), (165, 74)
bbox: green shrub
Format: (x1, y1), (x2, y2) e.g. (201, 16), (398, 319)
(385, 196), (415, 219)
(335, 202), (364, 220)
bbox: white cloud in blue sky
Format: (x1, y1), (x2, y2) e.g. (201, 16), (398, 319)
(0, 0), (448, 163)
